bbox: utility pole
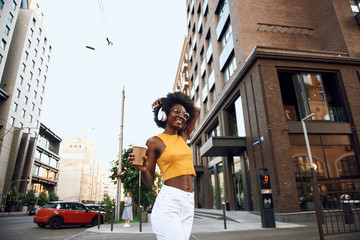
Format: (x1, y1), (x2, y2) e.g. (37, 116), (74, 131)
(115, 86), (125, 222)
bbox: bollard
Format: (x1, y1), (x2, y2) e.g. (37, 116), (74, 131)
(139, 205), (142, 232)
(222, 203), (227, 229)
(111, 206), (114, 231)
(98, 208), (101, 229)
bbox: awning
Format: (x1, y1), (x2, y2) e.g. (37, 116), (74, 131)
(200, 136), (247, 157)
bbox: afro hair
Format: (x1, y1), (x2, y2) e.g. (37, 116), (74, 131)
(153, 92), (195, 129)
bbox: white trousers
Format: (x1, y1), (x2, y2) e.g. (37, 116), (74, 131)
(151, 184), (194, 240)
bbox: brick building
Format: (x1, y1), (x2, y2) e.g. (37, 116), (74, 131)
(182, 0), (360, 219)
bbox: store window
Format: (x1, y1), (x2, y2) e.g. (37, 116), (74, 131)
(279, 71), (347, 122)
(293, 156), (325, 209)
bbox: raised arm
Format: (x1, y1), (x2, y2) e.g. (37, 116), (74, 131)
(181, 106), (200, 140)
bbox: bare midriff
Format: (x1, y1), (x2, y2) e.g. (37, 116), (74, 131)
(164, 174), (193, 192)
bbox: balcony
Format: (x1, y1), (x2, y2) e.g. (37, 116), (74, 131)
(202, 85), (208, 102)
(198, 15), (203, 33)
(219, 35), (234, 71)
(195, 75), (200, 90)
(203, 0), (208, 15)
(191, 86), (195, 99)
(192, 33), (197, 50)
(187, 13), (191, 27)
(216, 2), (230, 40)
(206, 42), (212, 63)
(200, 59), (206, 77)
(208, 71), (215, 89)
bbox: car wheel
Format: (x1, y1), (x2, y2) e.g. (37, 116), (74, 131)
(91, 216), (99, 226)
(49, 217), (62, 229)
(37, 223), (46, 228)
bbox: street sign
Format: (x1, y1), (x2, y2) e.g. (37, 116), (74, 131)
(2, 194), (7, 199)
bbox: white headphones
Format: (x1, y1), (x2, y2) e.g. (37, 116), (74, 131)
(157, 107), (167, 122)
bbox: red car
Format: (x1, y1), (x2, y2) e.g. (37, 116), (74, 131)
(33, 201), (104, 229)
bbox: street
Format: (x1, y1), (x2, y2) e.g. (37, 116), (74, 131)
(0, 216), (92, 240)
(1, 215), (360, 240)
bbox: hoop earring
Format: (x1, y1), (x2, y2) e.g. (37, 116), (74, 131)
(157, 107), (167, 122)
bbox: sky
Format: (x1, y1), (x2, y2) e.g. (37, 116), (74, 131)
(36, 0), (188, 174)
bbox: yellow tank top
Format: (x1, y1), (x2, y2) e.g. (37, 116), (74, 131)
(156, 133), (196, 181)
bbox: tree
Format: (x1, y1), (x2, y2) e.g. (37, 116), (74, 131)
(37, 192), (49, 207)
(6, 187), (22, 212)
(49, 192), (59, 201)
(22, 189), (37, 210)
(110, 146), (162, 213)
(101, 196), (115, 222)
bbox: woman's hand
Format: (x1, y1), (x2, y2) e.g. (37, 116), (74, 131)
(129, 147), (148, 172)
(152, 98), (163, 109)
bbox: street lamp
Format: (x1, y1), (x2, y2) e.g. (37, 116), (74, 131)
(115, 86), (125, 222)
(301, 113), (316, 180)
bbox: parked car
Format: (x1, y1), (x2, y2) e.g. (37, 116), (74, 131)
(85, 204), (105, 213)
(29, 208), (40, 216)
(33, 201), (104, 229)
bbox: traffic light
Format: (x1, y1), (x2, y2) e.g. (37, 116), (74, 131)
(27, 177), (30, 183)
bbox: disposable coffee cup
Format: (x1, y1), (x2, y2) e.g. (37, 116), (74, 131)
(132, 145), (147, 166)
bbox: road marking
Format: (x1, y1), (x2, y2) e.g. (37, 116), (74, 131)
(190, 234), (201, 240)
(63, 231), (86, 240)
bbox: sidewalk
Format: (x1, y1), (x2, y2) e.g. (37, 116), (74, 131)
(87, 209), (306, 234)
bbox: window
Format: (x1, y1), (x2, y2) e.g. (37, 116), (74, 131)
(293, 156), (325, 206)
(13, 102), (18, 112)
(34, 49), (38, 57)
(220, 23), (232, 51)
(37, 38), (40, 46)
(40, 97), (43, 104)
(0, 54), (2, 64)
(27, 40), (31, 48)
(0, 0), (4, 9)
(349, 0), (360, 12)
(16, 89), (21, 98)
(38, 108), (41, 116)
(4, 26), (10, 36)
(36, 79), (39, 87)
(25, 51), (29, 60)
(10, 117), (15, 126)
(22, 63), (26, 72)
(278, 71), (348, 122)
(12, 0), (17, 10)
(30, 72), (33, 80)
(30, 29), (34, 37)
(18, 76), (23, 84)
(337, 155), (360, 178)
(1, 39), (6, 49)
(32, 60), (35, 68)
(33, 90), (37, 98)
(223, 54), (236, 84)
(32, 18), (36, 26)
(38, 68), (41, 76)
(22, 109), (26, 118)
(38, 28), (42, 36)
(225, 96), (246, 136)
(31, 102), (35, 110)
(8, 13), (14, 23)
(216, 0), (228, 22)
(210, 86), (216, 104)
(24, 96), (28, 104)
(27, 84), (31, 92)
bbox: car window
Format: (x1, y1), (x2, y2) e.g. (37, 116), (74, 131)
(60, 203), (72, 210)
(74, 203), (86, 211)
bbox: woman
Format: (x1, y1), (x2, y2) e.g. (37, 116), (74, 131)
(130, 92), (199, 240)
(121, 192), (133, 227)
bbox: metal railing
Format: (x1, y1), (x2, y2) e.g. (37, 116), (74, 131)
(313, 179), (360, 239)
